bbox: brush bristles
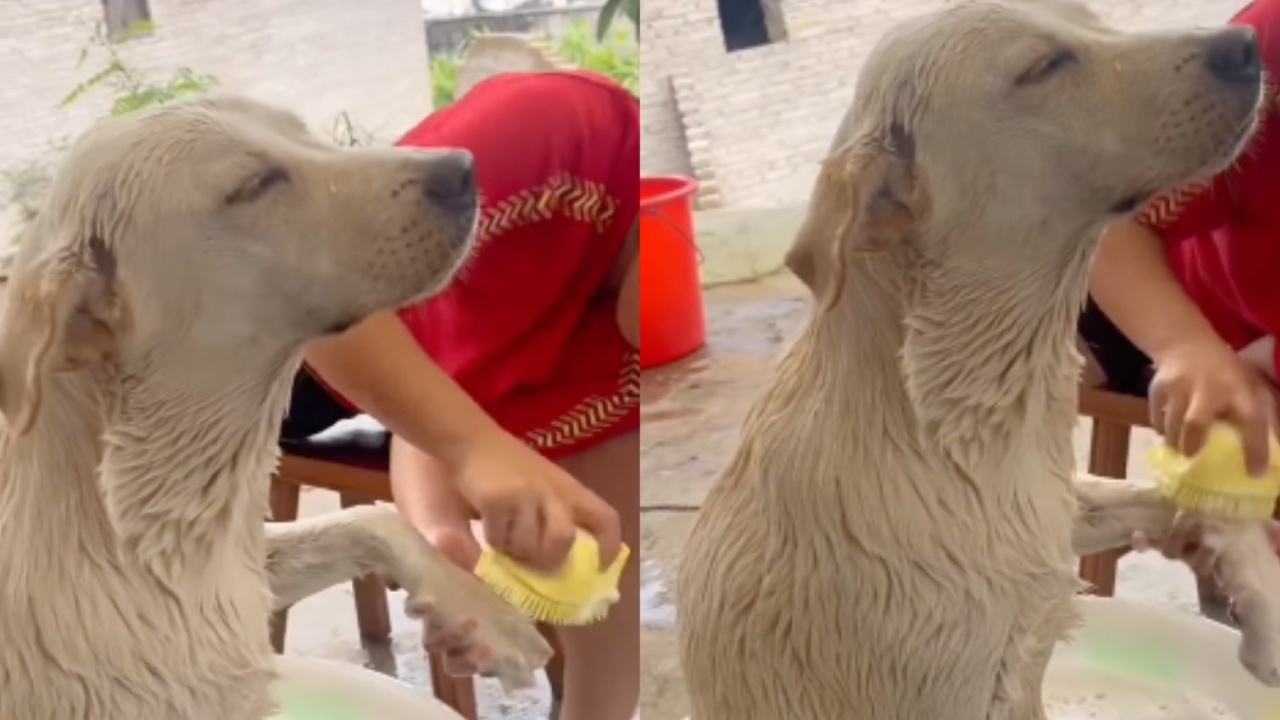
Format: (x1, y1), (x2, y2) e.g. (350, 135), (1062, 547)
(1162, 483), (1277, 522)
(482, 577), (611, 626)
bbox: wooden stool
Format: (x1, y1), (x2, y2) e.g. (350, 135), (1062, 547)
(270, 425), (566, 720)
(1074, 347), (1254, 622)
(1076, 383), (1150, 596)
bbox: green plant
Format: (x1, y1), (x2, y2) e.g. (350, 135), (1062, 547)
(597, 0), (639, 41)
(429, 21), (637, 109)
(60, 21), (218, 117)
(432, 51), (464, 109)
(557, 21), (637, 94)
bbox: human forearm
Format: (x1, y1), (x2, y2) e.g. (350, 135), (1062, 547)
(304, 311), (501, 468)
(390, 435), (457, 525)
(617, 256), (639, 348)
(1090, 218), (1223, 362)
(309, 312), (619, 569)
(614, 219), (639, 348)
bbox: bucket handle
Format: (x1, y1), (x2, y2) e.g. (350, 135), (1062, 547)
(640, 206), (705, 265)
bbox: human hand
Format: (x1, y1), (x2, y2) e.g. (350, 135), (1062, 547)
(1239, 335), (1278, 385)
(1133, 518), (1280, 573)
(1132, 514), (1219, 576)
(449, 427), (621, 572)
(1149, 338), (1275, 477)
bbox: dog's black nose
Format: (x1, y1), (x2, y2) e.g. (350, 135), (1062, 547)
(423, 151), (476, 212)
(1206, 27), (1261, 85)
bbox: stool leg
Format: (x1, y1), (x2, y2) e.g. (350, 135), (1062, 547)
(1079, 419), (1131, 597)
(540, 624), (565, 720)
(338, 492), (393, 643)
(428, 656), (478, 720)
(269, 477), (302, 654)
(539, 623), (565, 703)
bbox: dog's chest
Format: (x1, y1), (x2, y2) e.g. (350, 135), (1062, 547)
(772, 455), (1079, 714)
(0, 550), (277, 719)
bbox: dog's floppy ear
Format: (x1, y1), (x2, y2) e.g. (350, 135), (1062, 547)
(785, 121), (920, 309)
(0, 235), (123, 435)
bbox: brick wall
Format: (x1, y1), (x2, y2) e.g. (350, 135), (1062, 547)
(0, 0), (430, 236)
(641, 0), (1245, 209)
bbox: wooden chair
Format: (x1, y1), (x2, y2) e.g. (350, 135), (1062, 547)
(1076, 375), (1151, 596)
(269, 425), (565, 720)
(1075, 347), (1235, 619)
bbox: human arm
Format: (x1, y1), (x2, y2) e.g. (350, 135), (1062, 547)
(613, 219), (640, 348)
(307, 312), (495, 465)
(305, 312), (621, 570)
(1239, 335), (1279, 385)
(1090, 218), (1224, 365)
(390, 433), (482, 569)
(1090, 212), (1272, 475)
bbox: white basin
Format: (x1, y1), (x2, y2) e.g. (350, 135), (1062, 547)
(273, 656), (465, 720)
(1046, 596), (1280, 718)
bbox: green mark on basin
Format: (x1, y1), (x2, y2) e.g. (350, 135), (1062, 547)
(275, 685), (361, 720)
(1080, 631), (1180, 684)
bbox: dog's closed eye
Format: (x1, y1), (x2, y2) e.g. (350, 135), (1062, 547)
(225, 167), (290, 205)
(1015, 48), (1077, 86)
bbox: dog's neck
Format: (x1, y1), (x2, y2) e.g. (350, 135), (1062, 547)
(0, 344), (300, 586)
(100, 346), (301, 582)
(810, 218), (1101, 477)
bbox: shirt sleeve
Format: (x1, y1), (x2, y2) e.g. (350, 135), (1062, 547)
(1134, 177), (1235, 241)
(390, 72), (638, 398)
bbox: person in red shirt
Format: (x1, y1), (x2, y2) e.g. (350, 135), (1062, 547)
(284, 71), (639, 719)
(1083, 0), (1280, 617)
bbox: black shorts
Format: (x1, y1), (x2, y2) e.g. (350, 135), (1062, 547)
(280, 369), (358, 441)
(1077, 297), (1154, 398)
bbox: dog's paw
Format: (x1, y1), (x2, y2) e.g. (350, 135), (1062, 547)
(369, 512), (553, 690)
(405, 594), (550, 688)
(1239, 636), (1280, 687)
(405, 581), (553, 691)
(1207, 521), (1280, 688)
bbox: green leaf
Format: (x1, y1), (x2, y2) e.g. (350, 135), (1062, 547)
(59, 83), (90, 108)
(625, 0), (640, 39)
(59, 60), (126, 107)
(432, 53), (461, 108)
(597, 0), (638, 41)
(596, 0), (622, 41)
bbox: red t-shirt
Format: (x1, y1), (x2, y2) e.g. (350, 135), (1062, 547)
(1138, 0), (1280, 372)
(392, 71), (639, 459)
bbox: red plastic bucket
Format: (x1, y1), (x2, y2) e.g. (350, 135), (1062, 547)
(640, 175), (706, 369)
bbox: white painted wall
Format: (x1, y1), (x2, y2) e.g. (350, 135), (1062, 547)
(641, 0), (1244, 208)
(0, 0), (432, 239)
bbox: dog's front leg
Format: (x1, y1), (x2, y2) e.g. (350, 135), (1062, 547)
(1199, 521), (1280, 686)
(1071, 477), (1280, 687)
(265, 505), (552, 689)
(1071, 473), (1176, 557)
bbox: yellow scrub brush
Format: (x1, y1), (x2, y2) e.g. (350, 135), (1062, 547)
(475, 531), (631, 626)
(1147, 422), (1280, 521)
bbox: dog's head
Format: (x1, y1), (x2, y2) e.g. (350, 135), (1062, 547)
(0, 94), (477, 434)
(789, 0), (1263, 303)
